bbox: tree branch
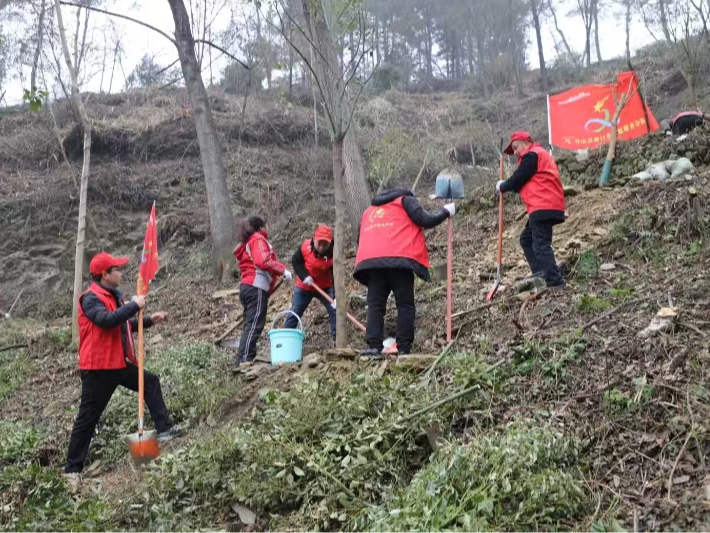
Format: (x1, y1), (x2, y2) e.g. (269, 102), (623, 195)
(194, 39), (251, 69)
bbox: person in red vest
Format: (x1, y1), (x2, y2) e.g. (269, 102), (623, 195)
(234, 216), (292, 368)
(496, 131), (566, 290)
(669, 110), (709, 136)
(64, 252), (178, 485)
(354, 189), (455, 356)
(285, 225), (336, 339)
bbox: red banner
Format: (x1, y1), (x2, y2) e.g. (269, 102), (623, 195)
(137, 202), (159, 296)
(548, 72), (659, 150)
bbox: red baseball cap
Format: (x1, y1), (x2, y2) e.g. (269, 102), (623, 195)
(314, 225), (333, 243)
(503, 131), (534, 155)
(89, 252), (129, 275)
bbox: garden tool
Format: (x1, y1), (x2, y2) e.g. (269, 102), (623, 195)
(434, 169), (465, 342)
(127, 308), (160, 465)
(310, 282), (395, 349)
(486, 151), (505, 302)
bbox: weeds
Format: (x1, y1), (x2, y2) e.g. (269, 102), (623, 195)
(575, 295), (611, 313)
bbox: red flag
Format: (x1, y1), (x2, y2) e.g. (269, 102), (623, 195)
(137, 202), (159, 296)
(548, 71), (659, 150)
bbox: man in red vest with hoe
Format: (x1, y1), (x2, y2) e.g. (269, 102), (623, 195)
(285, 225), (336, 339)
(63, 252), (180, 488)
(496, 131), (566, 290)
(354, 189), (455, 356)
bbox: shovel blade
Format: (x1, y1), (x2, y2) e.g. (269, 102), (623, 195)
(127, 430), (160, 465)
(486, 279), (501, 302)
(435, 169), (465, 199)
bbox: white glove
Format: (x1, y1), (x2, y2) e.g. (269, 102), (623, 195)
(283, 269), (293, 281)
(331, 298), (336, 310)
(444, 203), (456, 217)
(496, 180), (505, 193)
(303, 276), (314, 286)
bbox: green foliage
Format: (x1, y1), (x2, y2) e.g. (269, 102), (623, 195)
(575, 295), (611, 313)
(0, 464), (116, 532)
(85, 343), (232, 467)
(0, 422), (39, 464)
(574, 249), (601, 279)
(603, 388), (631, 410)
(0, 348), (34, 400)
(356, 421), (587, 532)
(22, 87), (49, 112)
(512, 336), (587, 385)
(371, 64), (406, 93)
(366, 126), (418, 191)
(126, 361), (499, 530)
(47, 327), (72, 349)
(127, 54), (166, 88)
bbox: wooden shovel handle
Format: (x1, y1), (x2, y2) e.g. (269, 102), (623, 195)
(137, 308), (145, 434)
(497, 155), (505, 264)
(310, 282), (366, 333)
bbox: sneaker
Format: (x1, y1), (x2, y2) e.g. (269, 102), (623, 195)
(157, 425), (182, 445)
(515, 276), (546, 293)
(360, 347), (383, 359)
(63, 471), (81, 493)
(545, 280), (567, 290)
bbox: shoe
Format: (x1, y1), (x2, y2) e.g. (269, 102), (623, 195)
(63, 471), (81, 493)
(157, 425), (182, 445)
(545, 280), (567, 290)
(515, 276), (546, 293)
(382, 344), (399, 355)
(360, 347), (383, 359)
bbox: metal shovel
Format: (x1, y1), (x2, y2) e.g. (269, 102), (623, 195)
(434, 169), (465, 342)
(127, 309), (160, 465)
(310, 282), (396, 349)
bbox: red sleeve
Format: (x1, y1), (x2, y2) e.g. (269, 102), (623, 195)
(251, 236), (286, 276)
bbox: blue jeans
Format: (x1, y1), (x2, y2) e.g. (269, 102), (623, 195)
(284, 286), (336, 338)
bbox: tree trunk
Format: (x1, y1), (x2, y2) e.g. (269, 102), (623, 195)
(593, 0), (602, 63)
(343, 131), (370, 235)
(625, 0), (632, 63)
(530, 0), (548, 90)
(55, 0), (91, 344)
(167, 0), (237, 281)
(425, 19), (433, 77)
(475, 29), (488, 97)
(30, 0), (46, 96)
(549, 0), (575, 58)
(659, 0), (671, 42)
(332, 138), (348, 348)
(509, 0), (524, 97)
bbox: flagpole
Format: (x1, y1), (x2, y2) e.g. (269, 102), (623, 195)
(547, 93), (552, 155)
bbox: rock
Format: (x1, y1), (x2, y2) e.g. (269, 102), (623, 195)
(302, 353), (322, 368)
(575, 149), (589, 162)
(600, 263), (616, 271)
(638, 308), (678, 338)
(563, 186), (581, 197)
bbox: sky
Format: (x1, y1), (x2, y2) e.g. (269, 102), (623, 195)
(3, 0), (658, 104)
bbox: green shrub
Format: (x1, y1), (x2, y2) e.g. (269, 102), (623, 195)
(356, 421), (587, 532)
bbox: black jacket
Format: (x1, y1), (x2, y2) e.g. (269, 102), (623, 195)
(292, 238), (334, 282)
(354, 188), (449, 285)
(81, 284), (153, 361)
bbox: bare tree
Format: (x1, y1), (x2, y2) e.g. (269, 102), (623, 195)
(272, 0), (375, 347)
(530, 0), (548, 89)
(668, 0), (707, 108)
(576, 0), (594, 66)
(548, 0), (576, 58)
(55, 0), (91, 343)
(593, 0), (602, 62)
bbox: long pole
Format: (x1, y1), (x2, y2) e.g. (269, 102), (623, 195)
(446, 216), (453, 342)
(137, 308), (145, 436)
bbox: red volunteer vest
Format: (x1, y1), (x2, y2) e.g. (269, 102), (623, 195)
(518, 144), (566, 214)
(296, 239), (334, 292)
(77, 283), (137, 370)
(355, 197), (430, 268)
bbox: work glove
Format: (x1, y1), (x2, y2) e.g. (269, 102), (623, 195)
(495, 180), (505, 193)
(331, 298), (336, 310)
(303, 276), (314, 286)
(444, 203), (456, 217)
(283, 269), (293, 281)
(131, 295), (146, 309)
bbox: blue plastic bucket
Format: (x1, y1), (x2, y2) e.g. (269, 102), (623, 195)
(267, 311), (306, 366)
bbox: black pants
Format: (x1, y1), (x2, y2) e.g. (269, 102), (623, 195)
(520, 219), (564, 285)
(65, 364), (171, 473)
(365, 268), (415, 354)
(237, 284), (268, 364)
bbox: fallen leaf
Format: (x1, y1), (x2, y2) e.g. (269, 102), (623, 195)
(673, 475), (690, 485)
(613, 475), (621, 488)
(232, 503), (256, 525)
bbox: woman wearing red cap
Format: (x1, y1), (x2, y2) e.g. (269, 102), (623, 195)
(234, 216), (292, 368)
(496, 131), (566, 289)
(284, 225), (336, 339)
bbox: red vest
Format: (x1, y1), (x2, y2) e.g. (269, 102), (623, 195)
(355, 197), (430, 268)
(518, 144), (566, 214)
(296, 239), (334, 292)
(77, 283), (137, 370)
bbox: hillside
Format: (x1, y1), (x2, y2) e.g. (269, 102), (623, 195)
(2, 48), (710, 531)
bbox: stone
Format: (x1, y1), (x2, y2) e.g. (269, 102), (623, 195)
(302, 353), (322, 368)
(563, 186), (581, 197)
(575, 149), (589, 162)
(600, 263), (616, 271)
